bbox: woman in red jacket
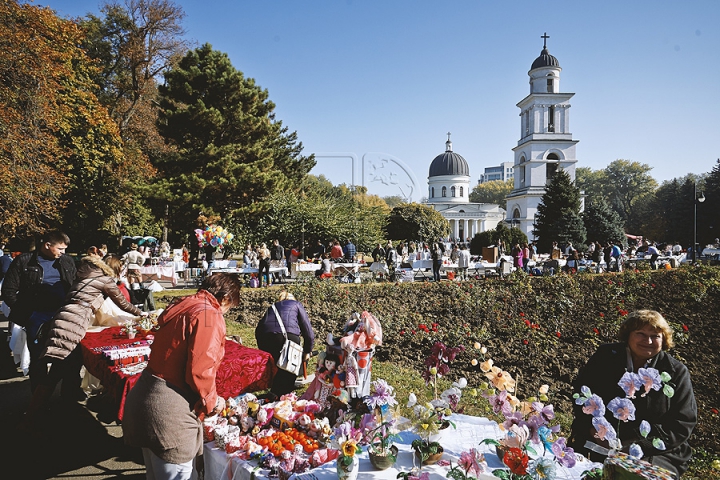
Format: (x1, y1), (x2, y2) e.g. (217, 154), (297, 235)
(123, 273), (241, 480)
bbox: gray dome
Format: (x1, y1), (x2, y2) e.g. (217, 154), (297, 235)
(429, 151), (469, 177)
(531, 47), (560, 70)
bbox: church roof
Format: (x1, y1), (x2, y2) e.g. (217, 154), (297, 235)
(531, 47), (560, 70)
(429, 134), (470, 177)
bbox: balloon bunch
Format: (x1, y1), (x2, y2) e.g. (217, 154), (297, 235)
(195, 225), (234, 248)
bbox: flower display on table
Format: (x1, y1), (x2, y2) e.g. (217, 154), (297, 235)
(331, 420), (363, 479)
(363, 379), (400, 469)
(447, 448), (487, 479)
(573, 366), (673, 459)
(476, 347), (576, 479)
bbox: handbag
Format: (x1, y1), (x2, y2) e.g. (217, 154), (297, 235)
(272, 304), (304, 375)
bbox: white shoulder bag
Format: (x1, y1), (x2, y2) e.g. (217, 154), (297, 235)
(272, 304), (303, 375)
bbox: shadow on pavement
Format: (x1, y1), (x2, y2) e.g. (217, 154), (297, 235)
(0, 330), (145, 479)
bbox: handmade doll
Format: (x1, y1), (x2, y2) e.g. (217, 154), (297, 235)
(317, 353), (340, 384)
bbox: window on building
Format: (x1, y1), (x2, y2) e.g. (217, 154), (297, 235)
(451, 186), (456, 197)
(546, 154), (559, 183)
(548, 105), (555, 132)
(547, 77), (553, 93)
(459, 186), (463, 197)
(442, 186), (447, 197)
(520, 166), (526, 186)
(431, 187), (434, 198)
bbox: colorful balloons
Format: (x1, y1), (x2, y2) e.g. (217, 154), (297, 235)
(195, 225), (233, 249)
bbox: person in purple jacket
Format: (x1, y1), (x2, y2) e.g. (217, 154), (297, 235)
(255, 291), (315, 397)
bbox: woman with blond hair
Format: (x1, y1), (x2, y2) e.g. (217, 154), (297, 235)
(570, 310), (697, 477)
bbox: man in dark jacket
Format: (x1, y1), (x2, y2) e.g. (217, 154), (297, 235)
(2, 230), (76, 392)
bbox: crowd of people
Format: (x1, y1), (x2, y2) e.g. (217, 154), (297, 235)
(0, 227), (703, 479)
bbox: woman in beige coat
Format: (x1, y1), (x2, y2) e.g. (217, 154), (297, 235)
(22, 254), (144, 424)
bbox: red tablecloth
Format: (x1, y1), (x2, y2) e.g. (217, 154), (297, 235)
(80, 327), (276, 421)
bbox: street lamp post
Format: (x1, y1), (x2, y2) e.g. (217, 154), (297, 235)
(693, 181), (706, 264)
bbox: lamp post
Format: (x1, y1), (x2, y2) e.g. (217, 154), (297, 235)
(693, 181), (706, 264)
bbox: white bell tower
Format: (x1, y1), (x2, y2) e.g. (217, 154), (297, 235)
(505, 33), (579, 239)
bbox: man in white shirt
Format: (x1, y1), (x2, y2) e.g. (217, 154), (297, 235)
(672, 242), (682, 256)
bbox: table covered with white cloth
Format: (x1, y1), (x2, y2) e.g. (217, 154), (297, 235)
(140, 265), (177, 286)
(203, 414), (601, 480)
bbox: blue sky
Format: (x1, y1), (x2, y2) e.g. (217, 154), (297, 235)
(40, 0), (720, 201)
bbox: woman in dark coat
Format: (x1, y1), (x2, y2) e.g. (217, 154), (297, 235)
(570, 310), (696, 478)
(23, 254), (143, 423)
(255, 291), (314, 397)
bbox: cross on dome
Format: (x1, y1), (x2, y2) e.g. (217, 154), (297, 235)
(446, 132), (452, 152)
(541, 32), (549, 49)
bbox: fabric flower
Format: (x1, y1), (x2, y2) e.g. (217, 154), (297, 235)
(504, 424), (530, 450)
(550, 437), (577, 468)
(503, 447), (529, 475)
(502, 411), (524, 431)
(480, 358), (494, 372)
(608, 397), (636, 422)
(629, 443), (644, 459)
(407, 392), (417, 408)
(637, 368), (663, 396)
(538, 425), (555, 450)
(489, 390), (513, 416)
(528, 456), (557, 480)
(485, 366), (516, 392)
(341, 440), (358, 457)
(592, 416), (617, 442)
(533, 402), (555, 422)
(365, 379), (397, 409)
(538, 384), (550, 395)
(618, 372), (642, 398)
(639, 420), (651, 438)
(652, 438), (667, 451)
(575, 386), (592, 405)
(458, 448), (485, 477)
(582, 394), (606, 417)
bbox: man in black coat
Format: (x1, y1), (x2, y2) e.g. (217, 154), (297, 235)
(2, 230), (77, 392)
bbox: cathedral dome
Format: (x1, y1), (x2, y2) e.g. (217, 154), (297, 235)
(429, 136), (469, 177)
(531, 47), (560, 70)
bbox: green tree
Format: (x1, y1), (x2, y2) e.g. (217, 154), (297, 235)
(469, 179), (513, 208)
(575, 166), (608, 201)
(534, 170), (584, 253)
(80, 0), (190, 243)
(245, 185), (385, 254)
(582, 197), (626, 247)
(384, 204), (449, 243)
(469, 222), (527, 255)
(603, 160), (658, 232)
(152, 44), (315, 241)
(383, 195), (406, 209)
(699, 159), (720, 247)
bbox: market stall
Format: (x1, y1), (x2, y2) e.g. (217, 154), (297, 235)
(80, 326), (275, 421)
(201, 413), (602, 480)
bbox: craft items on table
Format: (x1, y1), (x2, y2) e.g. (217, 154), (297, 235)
(80, 326), (275, 421)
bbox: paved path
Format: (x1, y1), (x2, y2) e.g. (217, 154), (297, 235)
(0, 320), (145, 479)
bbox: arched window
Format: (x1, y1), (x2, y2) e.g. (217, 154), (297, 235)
(442, 186), (447, 197)
(546, 153), (559, 182)
(459, 186), (464, 197)
(451, 186), (456, 197)
(431, 187), (435, 198)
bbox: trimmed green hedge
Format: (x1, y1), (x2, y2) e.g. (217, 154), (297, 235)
(218, 267), (720, 452)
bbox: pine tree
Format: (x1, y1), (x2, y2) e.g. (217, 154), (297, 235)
(534, 169), (584, 253)
(152, 44), (315, 239)
(582, 197), (626, 247)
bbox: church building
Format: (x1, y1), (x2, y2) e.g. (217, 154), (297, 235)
(505, 34), (579, 239)
(426, 134), (505, 241)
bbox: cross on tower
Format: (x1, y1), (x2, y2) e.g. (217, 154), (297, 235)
(446, 132), (451, 141)
(541, 32), (549, 49)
